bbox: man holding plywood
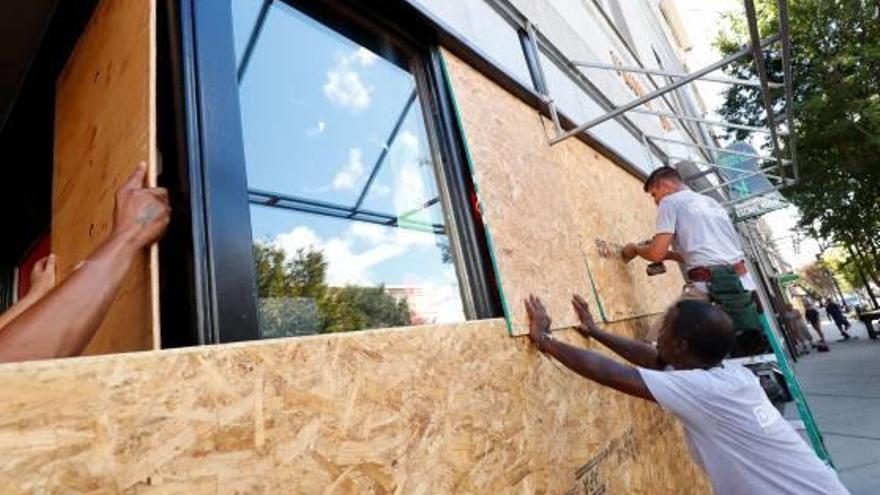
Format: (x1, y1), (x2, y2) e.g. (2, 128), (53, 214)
(621, 166), (765, 355)
(0, 163), (169, 363)
(525, 294), (848, 495)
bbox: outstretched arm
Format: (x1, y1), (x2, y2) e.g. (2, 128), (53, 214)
(526, 295), (655, 401)
(621, 233), (675, 263)
(571, 295), (661, 369)
(664, 250), (684, 263)
(0, 163), (170, 363)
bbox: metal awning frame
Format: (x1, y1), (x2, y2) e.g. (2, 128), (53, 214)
(237, 0), (797, 218)
(536, 0), (798, 212)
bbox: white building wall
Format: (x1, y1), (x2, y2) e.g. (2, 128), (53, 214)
(408, 0), (714, 175)
(407, 0), (534, 85)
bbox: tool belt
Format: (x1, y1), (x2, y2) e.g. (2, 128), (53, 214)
(687, 260), (747, 282)
(702, 265), (765, 356)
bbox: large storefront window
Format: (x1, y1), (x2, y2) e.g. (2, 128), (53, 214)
(232, 0), (466, 338)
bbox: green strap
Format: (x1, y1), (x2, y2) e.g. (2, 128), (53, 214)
(437, 53), (514, 336)
(759, 313), (834, 466)
(582, 252), (608, 323)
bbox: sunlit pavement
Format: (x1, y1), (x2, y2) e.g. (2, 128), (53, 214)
(783, 318), (880, 494)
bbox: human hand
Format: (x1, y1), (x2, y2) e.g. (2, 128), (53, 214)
(111, 162), (170, 250)
(572, 294), (598, 338)
(621, 243), (638, 262)
(28, 254), (56, 297)
(525, 294), (552, 351)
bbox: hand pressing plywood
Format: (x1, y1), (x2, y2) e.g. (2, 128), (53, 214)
(583, 237), (684, 322)
(551, 132), (685, 322)
(52, 0), (157, 354)
(442, 51), (589, 335)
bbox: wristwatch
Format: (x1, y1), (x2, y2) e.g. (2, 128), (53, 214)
(538, 332), (554, 353)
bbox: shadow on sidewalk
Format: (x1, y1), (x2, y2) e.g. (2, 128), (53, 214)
(783, 319), (880, 495)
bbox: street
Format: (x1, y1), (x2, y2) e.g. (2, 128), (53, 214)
(784, 318), (880, 494)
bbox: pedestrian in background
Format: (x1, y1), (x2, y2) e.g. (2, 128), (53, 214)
(825, 299), (853, 340)
(781, 304), (813, 356)
(803, 302), (830, 351)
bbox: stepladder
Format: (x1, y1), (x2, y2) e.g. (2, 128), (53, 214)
(759, 313), (834, 465)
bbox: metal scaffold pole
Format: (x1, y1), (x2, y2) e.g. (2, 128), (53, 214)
(525, 0), (828, 463)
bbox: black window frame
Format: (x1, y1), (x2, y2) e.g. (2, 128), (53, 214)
(174, 0), (501, 345)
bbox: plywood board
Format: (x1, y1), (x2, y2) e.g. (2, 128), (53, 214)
(52, 0), (158, 354)
(442, 49), (684, 325)
(0, 319), (708, 493)
(551, 134), (686, 321)
(442, 52), (589, 335)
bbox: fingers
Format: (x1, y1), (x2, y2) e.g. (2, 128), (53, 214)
(571, 294), (586, 312)
(530, 295), (544, 314)
(33, 254), (56, 272)
(525, 295), (546, 319)
(135, 187), (171, 216)
(34, 255), (49, 272)
(141, 188), (170, 208)
(143, 187), (168, 199)
(525, 295), (555, 339)
(120, 162), (148, 193)
(44, 253), (56, 272)
(533, 295), (550, 323)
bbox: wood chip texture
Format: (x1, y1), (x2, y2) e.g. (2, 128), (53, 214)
(0, 320), (708, 494)
(4, 15), (710, 493)
(442, 50), (685, 325)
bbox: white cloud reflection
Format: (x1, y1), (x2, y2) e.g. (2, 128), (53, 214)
(322, 48), (377, 110)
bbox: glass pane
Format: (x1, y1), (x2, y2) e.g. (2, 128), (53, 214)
(232, 1), (466, 338)
(407, 0), (533, 86)
(232, 0), (263, 62)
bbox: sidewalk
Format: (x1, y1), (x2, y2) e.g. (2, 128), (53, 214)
(784, 318), (880, 494)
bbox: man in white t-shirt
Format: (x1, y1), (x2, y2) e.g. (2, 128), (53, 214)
(524, 294), (848, 495)
(620, 166), (756, 292)
(620, 166), (768, 355)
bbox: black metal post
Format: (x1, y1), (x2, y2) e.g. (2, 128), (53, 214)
(184, 0), (260, 343)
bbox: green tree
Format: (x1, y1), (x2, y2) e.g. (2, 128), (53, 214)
(254, 243), (327, 299)
(254, 243), (327, 337)
(252, 242), (411, 337)
(321, 286), (411, 333)
(827, 247), (880, 306)
(798, 261), (839, 299)
(714, 1), (880, 293)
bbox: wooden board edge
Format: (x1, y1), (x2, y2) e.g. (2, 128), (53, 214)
(149, 0), (160, 350)
(437, 48), (517, 338)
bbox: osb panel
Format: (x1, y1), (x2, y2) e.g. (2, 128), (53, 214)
(551, 134), (686, 321)
(442, 52), (589, 335)
(53, 0), (158, 354)
(442, 49), (683, 324)
(0, 320), (708, 494)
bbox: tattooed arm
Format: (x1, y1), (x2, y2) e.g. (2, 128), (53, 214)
(0, 163), (170, 362)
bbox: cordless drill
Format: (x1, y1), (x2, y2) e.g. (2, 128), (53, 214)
(646, 261), (666, 276)
(636, 239), (666, 276)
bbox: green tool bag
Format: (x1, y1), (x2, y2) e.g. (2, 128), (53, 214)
(708, 266), (762, 334)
